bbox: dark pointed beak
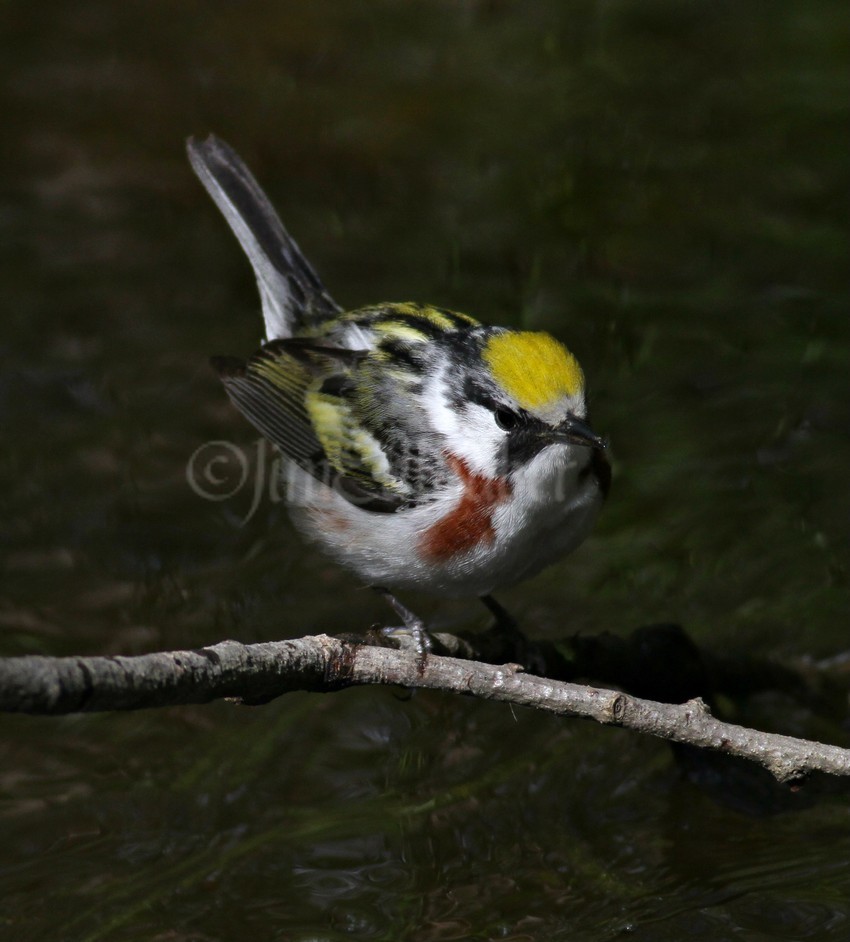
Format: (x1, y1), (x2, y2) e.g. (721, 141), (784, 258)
(550, 414), (607, 450)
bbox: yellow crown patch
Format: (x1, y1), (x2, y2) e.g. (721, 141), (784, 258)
(482, 331), (584, 410)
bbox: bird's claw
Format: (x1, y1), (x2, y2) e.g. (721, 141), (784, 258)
(373, 587), (432, 666)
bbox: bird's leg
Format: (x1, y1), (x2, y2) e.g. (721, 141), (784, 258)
(480, 594), (535, 666)
(480, 594), (519, 636)
(373, 586), (432, 660)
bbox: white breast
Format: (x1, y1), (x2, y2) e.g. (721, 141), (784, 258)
(279, 442), (604, 598)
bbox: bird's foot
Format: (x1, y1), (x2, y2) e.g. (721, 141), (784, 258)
(373, 587), (432, 664)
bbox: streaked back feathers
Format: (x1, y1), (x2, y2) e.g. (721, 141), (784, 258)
(211, 305), (467, 509)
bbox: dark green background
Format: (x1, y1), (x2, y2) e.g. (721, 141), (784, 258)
(2, 1), (849, 939)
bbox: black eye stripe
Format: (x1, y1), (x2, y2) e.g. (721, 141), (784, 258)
(458, 374), (554, 440)
(461, 374), (495, 409)
(461, 376), (517, 415)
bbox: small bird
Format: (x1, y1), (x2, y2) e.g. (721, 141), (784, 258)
(188, 135), (610, 654)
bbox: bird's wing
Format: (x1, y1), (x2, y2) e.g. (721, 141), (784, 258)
(187, 135), (341, 341)
(212, 340), (408, 513)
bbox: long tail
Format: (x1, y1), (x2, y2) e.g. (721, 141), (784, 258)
(186, 135), (341, 340)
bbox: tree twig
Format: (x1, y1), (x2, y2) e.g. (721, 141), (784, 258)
(1, 633), (849, 784)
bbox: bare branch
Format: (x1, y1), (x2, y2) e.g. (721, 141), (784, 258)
(1, 633), (849, 784)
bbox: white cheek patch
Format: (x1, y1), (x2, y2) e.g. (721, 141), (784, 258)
(425, 366), (504, 477)
(456, 404), (504, 476)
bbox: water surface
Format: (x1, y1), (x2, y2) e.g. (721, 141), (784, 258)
(2, 1), (849, 939)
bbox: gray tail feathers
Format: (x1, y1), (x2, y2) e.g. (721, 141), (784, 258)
(186, 135), (341, 340)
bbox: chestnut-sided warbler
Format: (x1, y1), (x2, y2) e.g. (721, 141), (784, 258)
(188, 135), (610, 653)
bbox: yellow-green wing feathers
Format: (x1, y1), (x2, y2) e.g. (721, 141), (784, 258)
(212, 345), (323, 471)
(305, 387), (403, 495)
(212, 302), (480, 511)
(212, 338), (408, 511)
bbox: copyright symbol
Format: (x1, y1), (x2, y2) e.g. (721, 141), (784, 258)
(186, 440), (248, 501)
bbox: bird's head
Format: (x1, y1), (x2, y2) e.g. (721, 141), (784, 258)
(427, 328), (606, 487)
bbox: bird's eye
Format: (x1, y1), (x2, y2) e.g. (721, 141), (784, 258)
(494, 408), (520, 431)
